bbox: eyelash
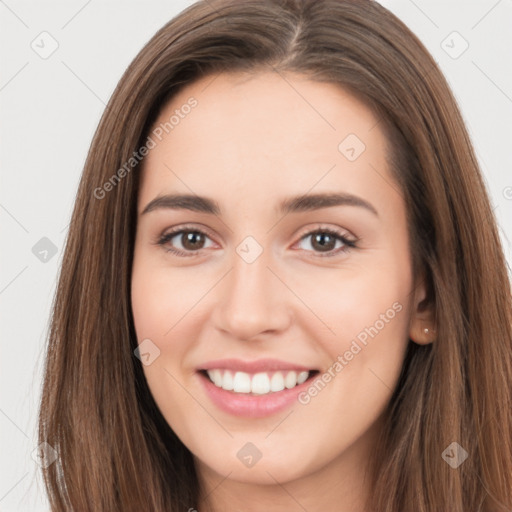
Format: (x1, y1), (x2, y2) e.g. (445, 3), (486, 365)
(153, 224), (358, 259)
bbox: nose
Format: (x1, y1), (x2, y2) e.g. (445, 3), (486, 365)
(211, 247), (291, 341)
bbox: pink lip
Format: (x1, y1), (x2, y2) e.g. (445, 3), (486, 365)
(198, 358), (314, 373)
(197, 361), (318, 418)
(198, 373), (313, 418)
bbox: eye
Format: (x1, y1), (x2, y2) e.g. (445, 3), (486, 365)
(154, 224), (357, 258)
(293, 227), (357, 257)
(155, 226), (216, 257)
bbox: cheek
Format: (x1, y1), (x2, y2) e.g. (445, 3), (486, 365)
(130, 250), (210, 395)
(287, 267), (411, 465)
(130, 259), (201, 441)
(131, 253), (203, 342)
(299, 257), (411, 352)
(130, 254), (184, 401)
(295, 246), (413, 403)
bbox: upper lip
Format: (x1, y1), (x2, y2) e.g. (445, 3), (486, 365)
(198, 358), (316, 373)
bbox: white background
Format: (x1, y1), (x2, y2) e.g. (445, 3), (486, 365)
(1, 1), (511, 510)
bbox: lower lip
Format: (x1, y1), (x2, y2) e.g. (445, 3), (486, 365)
(198, 371), (314, 418)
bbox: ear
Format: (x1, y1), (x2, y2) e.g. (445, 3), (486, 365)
(408, 271), (436, 345)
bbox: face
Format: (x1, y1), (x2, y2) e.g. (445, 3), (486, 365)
(131, 71), (429, 492)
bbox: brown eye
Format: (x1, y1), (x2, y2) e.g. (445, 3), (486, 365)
(295, 228), (357, 257)
(310, 232), (337, 252)
(156, 228), (215, 256)
(180, 231), (206, 251)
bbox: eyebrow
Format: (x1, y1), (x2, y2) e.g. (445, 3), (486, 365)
(140, 192), (378, 217)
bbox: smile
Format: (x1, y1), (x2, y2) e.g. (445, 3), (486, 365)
(196, 358), (320, 418)
(203, 369), (312, 395)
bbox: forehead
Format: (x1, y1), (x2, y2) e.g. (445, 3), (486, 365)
(138, 71), (393, 213)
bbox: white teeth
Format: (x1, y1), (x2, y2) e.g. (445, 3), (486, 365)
(209, 369), (223, 387)
(270, 372), (285, 392)
(233, 371), (251, 393)
(221, 370), (234, 390)
(206, 369), (311, 395)
(297, 371), (309, 384)
(284, 371), (297, 389)
(251, 372), (270, 394)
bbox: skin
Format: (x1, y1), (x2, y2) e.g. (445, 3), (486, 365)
(131, 70), (433, 512)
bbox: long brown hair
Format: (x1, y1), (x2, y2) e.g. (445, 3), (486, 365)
(37, 0), (512, 510)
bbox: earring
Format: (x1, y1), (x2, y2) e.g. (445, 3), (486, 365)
(424, 328), (429, 335)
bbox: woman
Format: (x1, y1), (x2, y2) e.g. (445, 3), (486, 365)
(37, 0), (512, 510)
